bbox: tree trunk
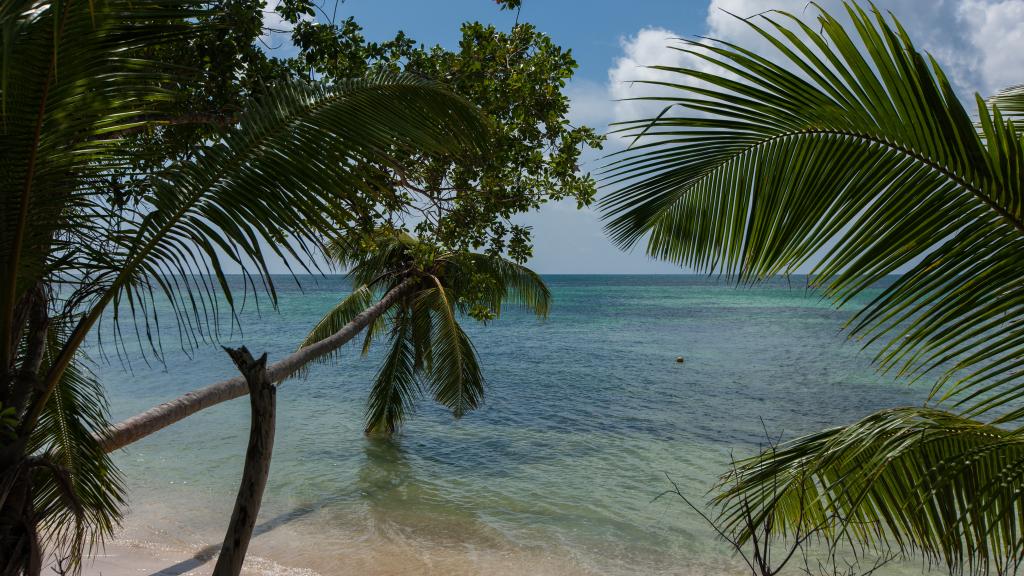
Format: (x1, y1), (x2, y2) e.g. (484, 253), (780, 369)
(0, 286), (47, 576)
(9, 288), (48, 419)
(212, 347), (275, 576)
(0, 460), (40, 576)
(98, 279), (414, 453)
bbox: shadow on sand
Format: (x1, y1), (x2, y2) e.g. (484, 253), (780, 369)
(147, 504), (318, 575)
(148, 437), (412, 575)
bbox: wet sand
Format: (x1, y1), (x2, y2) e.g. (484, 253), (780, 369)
(77, 540), (319, 576)
(77, 535), (611, 576)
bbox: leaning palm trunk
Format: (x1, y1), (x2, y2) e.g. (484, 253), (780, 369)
(99, 280), (414, 453)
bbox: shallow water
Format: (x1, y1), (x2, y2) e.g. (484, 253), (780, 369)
(93, 275), (933, 575)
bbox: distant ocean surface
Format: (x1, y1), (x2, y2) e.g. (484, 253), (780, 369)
(91, 275), (933, 575)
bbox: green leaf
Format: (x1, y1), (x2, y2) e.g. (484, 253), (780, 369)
(29, 325), (124, 571)
(715, 408), (1024, 574)
(300, 229), (549, 434)
(419, 279), (484, 419)
(598, 2), (1024, 568)
(599, 2), (1024, 421)
(364, 307), (420, 435)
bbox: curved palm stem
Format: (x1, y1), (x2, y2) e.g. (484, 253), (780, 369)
(98, 279), (415, 453)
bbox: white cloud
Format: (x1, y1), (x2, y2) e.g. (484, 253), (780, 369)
(607, 27), (688, 127)
(958, 0), (1024, 93)
(565, 79), (615, 128)
(259, 0), (311, 54)
(602, 0), (1024, 126)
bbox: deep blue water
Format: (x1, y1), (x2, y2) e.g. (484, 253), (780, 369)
(91, 275), (930, 575)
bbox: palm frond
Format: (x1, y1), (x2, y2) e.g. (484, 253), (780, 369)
(35, 75), (488, 423)
(333, 230), (419, 289)
(453, 252), (551, 318)
(364, 307), (420, 435)
(89, 75), (486, 348)
(0, 0), (199, 374)
(715, 407), (1024, 575)
(410, 294), (434, 373)
(989, 85), (1024, 131)
(419, 279), (484, 419)
(296, 285), (378, 375)
(28, 327), (123, 570)
(599, 2), (1024, 420)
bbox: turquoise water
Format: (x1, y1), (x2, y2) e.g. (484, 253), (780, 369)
(92, 275), (931, 575)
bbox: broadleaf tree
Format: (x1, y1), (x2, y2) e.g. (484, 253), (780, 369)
(129, 0), (604, 263)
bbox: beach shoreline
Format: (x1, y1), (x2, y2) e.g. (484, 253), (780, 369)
(84, 276), (916, 576)
(78, 538), (321, 576)
(75, 537), (303, 573)
(75, 527), (621, 576)
(79, 539), (214, 576)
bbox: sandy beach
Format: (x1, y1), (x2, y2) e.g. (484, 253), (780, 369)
(76, 540), (321, 576)
(78, 540), (221, 576)
(75, 533), (615, 576)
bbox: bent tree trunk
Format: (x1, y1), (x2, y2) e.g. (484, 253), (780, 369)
(213, 347), (276, 576)
(98, 280), (414, 453)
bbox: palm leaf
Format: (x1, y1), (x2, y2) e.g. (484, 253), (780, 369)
(364, 307), (420, 435)
(599, 2), (1024, 421)
(84, 75), (486, 350)
(28, 326), (124, 570)
(33, 74), (489, 427)
(1, 0), (199, 377)
(419, 278), (484, 418)
(297, 284), (378, 372)
(715, 408), (1024, 575)
(599, 2), (1024, 567)
(297, 231), (426, 373)
(332, 230), (419, 289)
(989, 85), (1024, 131)
(453, 252), (551, 318)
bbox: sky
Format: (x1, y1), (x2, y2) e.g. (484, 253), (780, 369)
(266, 0), (1024, 274)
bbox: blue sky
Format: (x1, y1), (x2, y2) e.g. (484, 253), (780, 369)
(317, 1), (707, 78)
(267, 0), (1024, 273)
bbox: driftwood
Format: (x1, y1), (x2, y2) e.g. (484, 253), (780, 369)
(212, 347), (276, 576)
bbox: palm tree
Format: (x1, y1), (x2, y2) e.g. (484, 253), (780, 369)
(0, 0), (486, 572)
(299, 230), (550, 435)
(99, 229), (549, 447)
(600, 2), (1024, 574)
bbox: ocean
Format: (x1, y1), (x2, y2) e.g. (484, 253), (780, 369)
(91, 275), (933, 575)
